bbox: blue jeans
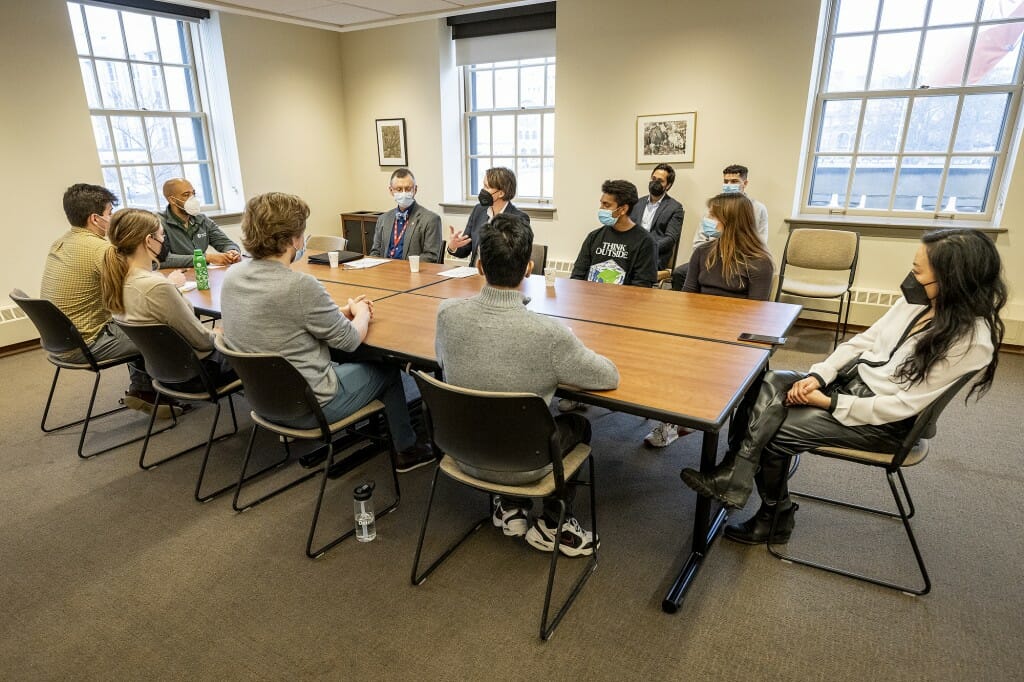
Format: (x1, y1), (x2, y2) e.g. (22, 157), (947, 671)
(282, 362), (417, 452)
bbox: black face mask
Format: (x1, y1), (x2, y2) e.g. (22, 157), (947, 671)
(649, 180), (666, 197)
(149, 234), (170, 262)
(900, 271), (934, 306)
(478, 188), (494, 207)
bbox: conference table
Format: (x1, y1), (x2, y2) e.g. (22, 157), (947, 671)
(177, 257), (802, 613)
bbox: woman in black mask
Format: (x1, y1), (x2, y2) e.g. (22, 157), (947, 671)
(446, 166), (531, 265)
(100, 208), (235, 391)
(681, 228), (1006, 544)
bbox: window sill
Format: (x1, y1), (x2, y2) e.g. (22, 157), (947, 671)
(207, 210), (243, 223)
(785, 214), (1006, 238)
(439, 201), (556, 220)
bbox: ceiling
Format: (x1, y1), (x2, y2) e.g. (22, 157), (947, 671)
(180, 0), (545, 32)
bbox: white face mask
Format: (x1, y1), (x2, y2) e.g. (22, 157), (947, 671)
(393, 191), (415, 210)
(182, 196), (201, 216)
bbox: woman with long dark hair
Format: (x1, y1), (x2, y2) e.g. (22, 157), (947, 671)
(681, 228), (1006, 543)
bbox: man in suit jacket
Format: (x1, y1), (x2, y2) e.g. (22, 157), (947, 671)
(370, 168), (442, 263)
(447, 166), (531, 266)
(629, 163), (684, 270)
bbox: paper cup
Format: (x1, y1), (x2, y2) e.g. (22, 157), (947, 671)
(328, 251), (340, 268)
(409, 255), (421, 272)
(545, 270), (556, 287)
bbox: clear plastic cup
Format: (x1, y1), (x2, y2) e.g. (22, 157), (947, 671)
(409, 255), (421, 272)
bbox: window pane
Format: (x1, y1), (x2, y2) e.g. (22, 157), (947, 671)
(472, 69), (493, 110)
(146, 117), (178, 163)
(944, 156), (994, 212)
(133, 63), (168, 110)
(154, 164), (185, 195)
(929, 0), (980, 26)
(493, 60), (518, 68)
(123, 12), (158, 61)
(520, 66), (544, 107)
(868, 31), (920, 89)
(542, 113), (554, 156)
(176, 118), (204, 161)
(183, 164), (214, 204)
(520, 57), (545, 65)
(468, 115), (490, 156)
(493, 157), (515, 173)
(835, 0), (879, 33)
(96, 60), (137, 109)
(808, 156), (852, 206)
(492, 116), (515, 155)
(111, 116), (148, 163)
(969, 21), (1024, 85)
(982, 0), (1024, 21)
(165, 66), (194, 111)
(817, 100), (861, 153)
(859, 98), (907, 152)
(850, 156), (896, 208)
(101, 167), (121, 200)
(122, 165), (158, 209)
(542, 157), (554, 199)
(826, 35), (872, 91)
(469, 158), (488, 196)
(894, 156), (944, 210)
(494, 68), (518, 108)
(68, 4), (90, 54)
(84, 5), (125, 59)
(156, 16), (186, 64)
(918, 27), (973, 86)
(79, 59), (100, 108)
(517, 157), (540, 198)
(546, 64), (556, 107)
(518, 114), (541, 155)
(905, 96), (958, 152)
(879, 0), (927, 30)
(955, 93), (1009, 151)
(91, 116), (116, 164)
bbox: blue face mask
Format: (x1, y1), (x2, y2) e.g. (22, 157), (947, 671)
(722, 183), (743, 194)
(292, 235), (308, 263)
(598, 208), (617, 227)
(700, 216), (720, 238)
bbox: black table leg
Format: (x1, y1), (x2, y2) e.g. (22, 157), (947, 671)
(662, 429), (727, 614)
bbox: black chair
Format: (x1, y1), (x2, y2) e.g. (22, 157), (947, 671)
(114, 321), (243, 502)
(9, 289), (162, 459)
(410, 371), (597, 641)
(215, 337), (400, 558)
(768, 371), (979, 595)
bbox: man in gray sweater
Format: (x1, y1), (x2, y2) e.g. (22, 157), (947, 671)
(435, 213), (619, 557)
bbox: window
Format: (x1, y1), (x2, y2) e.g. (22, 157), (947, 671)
(801, 0), (1024, 220)
(463, 57), (556, 202)
(68, 2), (224, 211)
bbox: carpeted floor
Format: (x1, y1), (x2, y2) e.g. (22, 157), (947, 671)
(1, 326), (1022, 680)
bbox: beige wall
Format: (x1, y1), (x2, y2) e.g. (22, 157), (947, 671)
(3, 0), (1021, 345)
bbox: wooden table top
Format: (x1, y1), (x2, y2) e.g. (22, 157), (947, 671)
(415, 274), (802, 346)
(290, 257), (450, 292)
(365, 294), (769, 429)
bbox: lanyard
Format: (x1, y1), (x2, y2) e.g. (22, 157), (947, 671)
(391, 214), (410, 251)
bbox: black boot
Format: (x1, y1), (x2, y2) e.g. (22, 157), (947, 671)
(680, 449), (759, 509)
(723, 500), (798, 545)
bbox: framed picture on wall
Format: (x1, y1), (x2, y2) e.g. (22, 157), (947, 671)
(375, 118), (407, 166)
(636, 112), (696, 164)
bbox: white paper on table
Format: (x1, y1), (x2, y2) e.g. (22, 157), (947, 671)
(177, 282), (198, 293)
(343, 257), (390, 269)
(437, 266), (479, 278)
(206, 264), (226, 269)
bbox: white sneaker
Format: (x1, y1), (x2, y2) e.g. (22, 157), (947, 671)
(525, 515), (599, 557)
(557, 399), (585, 413)
(491, 497), (529, 537)
(643, 422), (693, 448)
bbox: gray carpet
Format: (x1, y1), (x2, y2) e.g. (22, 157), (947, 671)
(1, 326), (1022, 680)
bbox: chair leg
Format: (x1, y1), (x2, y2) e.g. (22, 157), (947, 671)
(831, 295), (844, 350)
(72, 368), (174, 459)
(768, 461), (931, 595)
(306, 431), (401, 559)
(841, 290), (853, 344)
(40, 366), (128, 434)
(540, 456), (599, 641)
(231, 426), (308, 512)
(410, 470), (489, 585)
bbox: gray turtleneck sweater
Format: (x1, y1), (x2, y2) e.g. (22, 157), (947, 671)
(435, 284), (620, 402)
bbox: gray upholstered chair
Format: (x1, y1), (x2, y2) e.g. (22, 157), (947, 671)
(305, 234), (348, 252)
(774, 228), (860, 348)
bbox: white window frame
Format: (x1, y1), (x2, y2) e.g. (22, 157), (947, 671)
(462, 57), (556, 203)
(799, 0), (1024, 223)
(69, 1), (239, 213)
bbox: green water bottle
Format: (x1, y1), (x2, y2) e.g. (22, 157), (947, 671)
(193, 249), (209, 291)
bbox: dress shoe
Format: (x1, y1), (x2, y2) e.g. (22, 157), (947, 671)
(680, 451), (759, 509)
(723, 501), (799, 545)
(395, 443), (435, 473)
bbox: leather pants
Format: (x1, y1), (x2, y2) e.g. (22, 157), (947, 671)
(730, 370), (913, 504)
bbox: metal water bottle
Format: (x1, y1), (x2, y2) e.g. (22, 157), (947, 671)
(193, 249), (209, 291)
(353, 482), (376, 542)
